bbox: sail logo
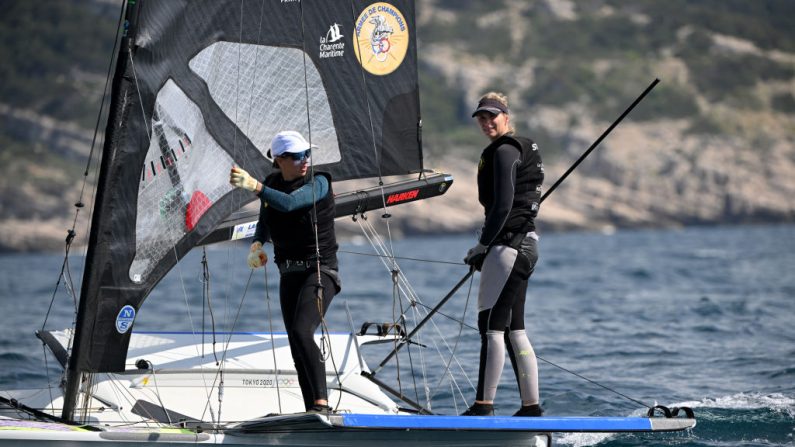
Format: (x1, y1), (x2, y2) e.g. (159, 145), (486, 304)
(115, 305), (136, 334)
(354, 2), (409, 75)
(319, 23), (345, 59)
(326, 23), (344, 43)
(386, 188), (419, 204)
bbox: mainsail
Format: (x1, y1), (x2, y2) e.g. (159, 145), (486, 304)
(65, 0), (422, 418)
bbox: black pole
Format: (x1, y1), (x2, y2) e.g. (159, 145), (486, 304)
(370, 268), (474, 376)
(62, 0), (139, 422)
(363, 80), (660, 387)
(540, 78), (660, 203)
(359, 372), (433, 414)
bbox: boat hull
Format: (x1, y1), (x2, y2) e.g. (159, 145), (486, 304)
(0, 410), (697, 447)
(0, 415), (549, 447)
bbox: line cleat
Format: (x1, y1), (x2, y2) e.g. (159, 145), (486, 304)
(461, 403), (494, 416)
(513, 404), (544, 417)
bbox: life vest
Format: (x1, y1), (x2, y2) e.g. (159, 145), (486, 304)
(263, 171), (338, 268)
(477, 134), (544, 235)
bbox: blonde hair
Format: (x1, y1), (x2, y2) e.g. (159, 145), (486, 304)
(478, 91), (515, 134)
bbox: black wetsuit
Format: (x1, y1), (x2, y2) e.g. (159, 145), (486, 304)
(253, 172), (340, 411)
(474, 135), (544, 406)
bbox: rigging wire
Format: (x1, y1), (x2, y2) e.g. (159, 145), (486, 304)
(428, 272), (475, 407)
(298, 1), (345, 411)
(353, 217), (656, 411)
(201, 249), (219, 364)
(172, 249), (219, 423)
(36, 0), (127, 424)
(355, 217), (476, 406)
(197, 270), (255, 424)
(344, 0), (437, 409)
(263, 266), (283, 414)
(346, 0), (400, 260)
(128, 52), (151, 142)
(339, 249), (464, 266)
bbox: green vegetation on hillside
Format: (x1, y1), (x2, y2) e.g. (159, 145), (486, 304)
(417, 0), (795, 156)
(0, 1), (118, 128)
(1, 0), (793, 164)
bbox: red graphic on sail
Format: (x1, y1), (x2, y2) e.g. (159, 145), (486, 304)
(185, 190), (212, 231)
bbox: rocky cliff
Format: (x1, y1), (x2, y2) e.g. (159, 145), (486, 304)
(1, 0), (794, 252)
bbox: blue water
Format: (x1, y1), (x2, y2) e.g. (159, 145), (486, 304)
(1, 224), (793, 446)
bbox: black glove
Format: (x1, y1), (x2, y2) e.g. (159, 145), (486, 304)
(464, 243), (488, 271)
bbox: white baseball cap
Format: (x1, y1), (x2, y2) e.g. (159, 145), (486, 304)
(268, 131), (316, 158)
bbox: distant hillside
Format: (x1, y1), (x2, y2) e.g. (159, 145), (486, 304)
(1, 0), (794, 251)
(408, 0), (795, 236)
(417, 0), (795, 159)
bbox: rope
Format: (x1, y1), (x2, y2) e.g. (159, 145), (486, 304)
(197, 270), (255, 423)
(39, 0), (126, 423)
(534, 355), (652, 409)
(346, 0), (400, 267)
(355, 217), (475, 400)
(298, 0), (342, 411)
(353, 218), (655, 411)
(428, 272), (475, 405)
(263, 266), (282, 414)
(338, 249), (464, 266)
(201, 249), (219, 364)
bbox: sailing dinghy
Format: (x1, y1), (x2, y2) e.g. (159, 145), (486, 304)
(0, 1), (694, 445)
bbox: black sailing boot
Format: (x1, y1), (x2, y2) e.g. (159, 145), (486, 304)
(461, 402), (494, 416)
(513, 404), (544, 417)
(307, 404), (332, 414)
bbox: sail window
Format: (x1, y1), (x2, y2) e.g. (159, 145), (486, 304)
(188, 42), (341, 165)
(130, 80), (235, 283)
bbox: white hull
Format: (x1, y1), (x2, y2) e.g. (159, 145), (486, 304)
(0, 416), (549, 447)
(0, 331), (551, 445)
(2, 330), (402, 426)
(0, 331), (692, 446)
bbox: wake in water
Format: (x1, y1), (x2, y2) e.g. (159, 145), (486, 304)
(557, 393), (795, 447)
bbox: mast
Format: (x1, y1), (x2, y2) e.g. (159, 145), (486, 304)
(62, 0), (140, 422)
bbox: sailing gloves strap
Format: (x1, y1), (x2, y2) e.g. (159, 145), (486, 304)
(464, 243), (488, 271)
(230, 166), (259, 192)
(248, 241), (268, 269)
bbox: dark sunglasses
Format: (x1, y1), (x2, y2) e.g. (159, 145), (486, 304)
(279, 149), (311, 162)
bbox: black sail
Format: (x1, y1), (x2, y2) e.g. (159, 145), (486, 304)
(66, 0), (421, 405)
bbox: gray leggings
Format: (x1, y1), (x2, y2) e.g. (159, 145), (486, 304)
(475, 238), (539, 405)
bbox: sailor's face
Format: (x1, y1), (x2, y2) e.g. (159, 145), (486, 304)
(276, 154), (309, 180)
(475, 112), (509, 141)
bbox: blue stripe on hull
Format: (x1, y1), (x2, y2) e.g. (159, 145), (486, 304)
(338, 414), (656, 432)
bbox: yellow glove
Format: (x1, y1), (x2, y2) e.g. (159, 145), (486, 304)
(230, 166), (259, 192)
(247, 242), (268, 269)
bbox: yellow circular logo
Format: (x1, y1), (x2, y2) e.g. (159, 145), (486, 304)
(353, 2), (409, 76)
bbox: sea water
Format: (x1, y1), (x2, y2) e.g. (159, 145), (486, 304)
(0, 224), (793, 446)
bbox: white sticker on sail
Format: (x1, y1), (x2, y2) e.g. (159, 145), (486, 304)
(232, 221), (258, 241)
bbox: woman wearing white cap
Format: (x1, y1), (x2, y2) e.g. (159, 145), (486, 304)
(462, 92), (544, 417)
(229, 130), (339, 414)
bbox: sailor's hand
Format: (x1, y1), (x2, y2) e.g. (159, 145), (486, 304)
(230, 166), (259, 192)
(464, 243), (488, 271)
(247, 241), (268, 269)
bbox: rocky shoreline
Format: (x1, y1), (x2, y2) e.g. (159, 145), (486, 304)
(6, 117), (792, 253)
